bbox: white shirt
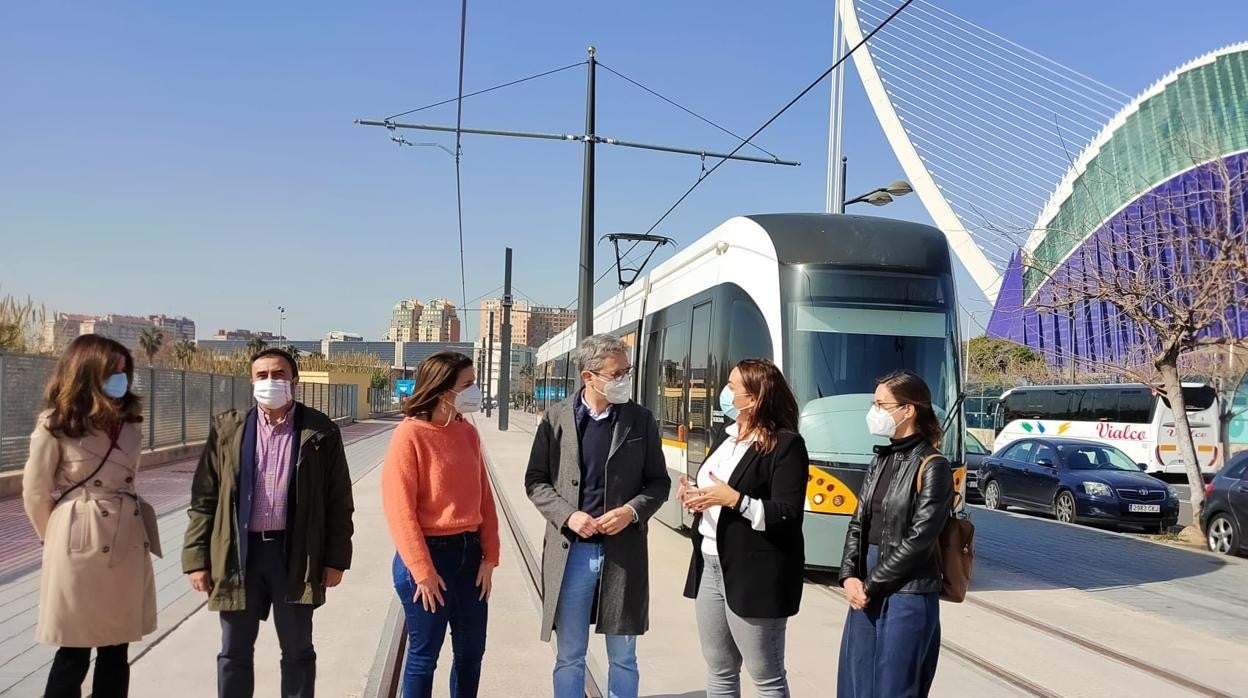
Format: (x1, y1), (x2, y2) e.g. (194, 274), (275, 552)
(580, 392), (613, 421)
(697, 423), (766, 556)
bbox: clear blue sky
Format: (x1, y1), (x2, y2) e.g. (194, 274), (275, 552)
(2, 1), (1245, 341)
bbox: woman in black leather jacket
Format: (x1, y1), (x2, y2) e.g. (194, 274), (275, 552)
(836, 371), (953, 698)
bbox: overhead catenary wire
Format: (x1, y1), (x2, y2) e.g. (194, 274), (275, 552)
(384, 61), (586, 121)
(597, 62), (780, 160)
(644, 0), (916, 235)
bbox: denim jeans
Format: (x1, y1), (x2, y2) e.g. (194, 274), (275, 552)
(695, 554), (789, 697)
(393, 533), (489, 698)
(837, 545), (941, 698)
(553, 541), (639, 698)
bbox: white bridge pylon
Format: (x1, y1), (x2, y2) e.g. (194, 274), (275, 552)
(838, 0), (1131, 308)
(840, 0), (1002, 303)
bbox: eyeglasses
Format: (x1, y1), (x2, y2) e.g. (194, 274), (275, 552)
(871, 401), (904, 410)
(593, 367), (633, 381)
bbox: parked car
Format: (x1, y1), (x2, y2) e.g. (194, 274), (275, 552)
(1202, 451), (1248, 555)
(979, 437), (1180, 532)
(963, 431), (990, 503)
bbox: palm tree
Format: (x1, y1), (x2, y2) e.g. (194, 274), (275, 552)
(173, 339), (197, 368)
(245, 336), (268, 357)
(138, 328), (164, 367)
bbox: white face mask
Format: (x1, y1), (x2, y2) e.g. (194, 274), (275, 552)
(866, 404), (907, 439)
(593, 374), (632, 404)
(448, 384), (483, 414)
(254, 379), (293, 409)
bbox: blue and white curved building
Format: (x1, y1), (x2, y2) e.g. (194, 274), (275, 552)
(986, 43), (1248, 365)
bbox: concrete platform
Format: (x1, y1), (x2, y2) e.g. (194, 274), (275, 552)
(117, 417), (551, 698)
(0, 420), (394, 697)
(469, 412), (1030, 698)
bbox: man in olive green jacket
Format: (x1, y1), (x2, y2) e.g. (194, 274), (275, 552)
(182, 349), (354, 697)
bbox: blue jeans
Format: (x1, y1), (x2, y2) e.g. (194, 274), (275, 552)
(392, 533), (489, 698)
(553, 541), (639, 698)
(837, 545), (941, 698)
(695, 554), (789, 697)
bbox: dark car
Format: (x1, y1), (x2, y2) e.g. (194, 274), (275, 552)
(963, 431), (990, 503)
(1202, 451), (1248, 555)
(979, 437), (1180, 532)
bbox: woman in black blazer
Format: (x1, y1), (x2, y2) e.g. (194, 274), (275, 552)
(681, 358), (808, 698)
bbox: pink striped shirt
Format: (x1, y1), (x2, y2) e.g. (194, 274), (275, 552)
(250, 408), (295, 532)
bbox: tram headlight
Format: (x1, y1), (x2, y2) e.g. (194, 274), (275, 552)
(1082, 481), (1114, 498)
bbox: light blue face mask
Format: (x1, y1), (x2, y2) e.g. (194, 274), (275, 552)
(103, 373), (129, 399)
(719, 385), (740, 421)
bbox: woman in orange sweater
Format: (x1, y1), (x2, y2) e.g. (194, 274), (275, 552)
(382, 351), (501, 698)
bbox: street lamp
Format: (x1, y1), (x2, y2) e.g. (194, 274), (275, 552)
(277, 306), (286, 343)
(843, 180), (913, 212)
(839, 156), (912, 213)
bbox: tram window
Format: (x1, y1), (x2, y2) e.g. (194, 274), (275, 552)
(642, 330), (661, 414)
(727, 299), (772, 365)
(689, 304), (713, 458)
(658, 323), (688, 443)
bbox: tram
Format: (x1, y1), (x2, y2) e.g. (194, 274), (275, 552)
(534, 213), (966, 567)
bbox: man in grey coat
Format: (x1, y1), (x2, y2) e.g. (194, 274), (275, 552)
(525, 334), (671, 698)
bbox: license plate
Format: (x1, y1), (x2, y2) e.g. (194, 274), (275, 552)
(1129, 504), (1161, 513)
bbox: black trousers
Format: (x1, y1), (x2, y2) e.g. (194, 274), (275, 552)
(44, 644), (129, 698)
(218, 533), (316, 698)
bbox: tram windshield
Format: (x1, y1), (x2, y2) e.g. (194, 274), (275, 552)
(782, 267), (960, 466)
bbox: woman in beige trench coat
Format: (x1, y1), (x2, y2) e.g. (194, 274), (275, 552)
(22, 334), (159, 698)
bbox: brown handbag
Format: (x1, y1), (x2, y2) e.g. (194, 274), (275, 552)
(916, 455), (974, 602)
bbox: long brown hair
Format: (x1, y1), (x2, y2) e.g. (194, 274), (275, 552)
(404, 351), (474, 420)
(735, 358), (799, 454)
(877, 370), (943, 448)
(44, 334), (143, 438)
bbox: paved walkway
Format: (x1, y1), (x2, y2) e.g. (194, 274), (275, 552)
(0, 420), (394, 696)
(121, 415), (551, 698)
(5, 410), (1245, 696)
(472, 411), (1248, 698)
(470, 413), (1027, 698)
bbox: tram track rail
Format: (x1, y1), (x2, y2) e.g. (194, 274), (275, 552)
(812, 582), (1233, 698)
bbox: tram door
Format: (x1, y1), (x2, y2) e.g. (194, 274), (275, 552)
(683, 303), (714, 528)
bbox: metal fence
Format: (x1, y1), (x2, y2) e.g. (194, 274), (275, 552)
(0, 351), (357, 473)
(369, 387), (401, 416)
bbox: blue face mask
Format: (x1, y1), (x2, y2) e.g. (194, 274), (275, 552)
(719, 385), (740, 421)
(103, 373), (129, 399)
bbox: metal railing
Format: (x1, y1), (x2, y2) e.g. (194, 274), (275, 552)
(0, 351), (357, 473)
(368, 387), (402, 416)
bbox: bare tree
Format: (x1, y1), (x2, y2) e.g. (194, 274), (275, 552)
(1025, 149), (1248, 533)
